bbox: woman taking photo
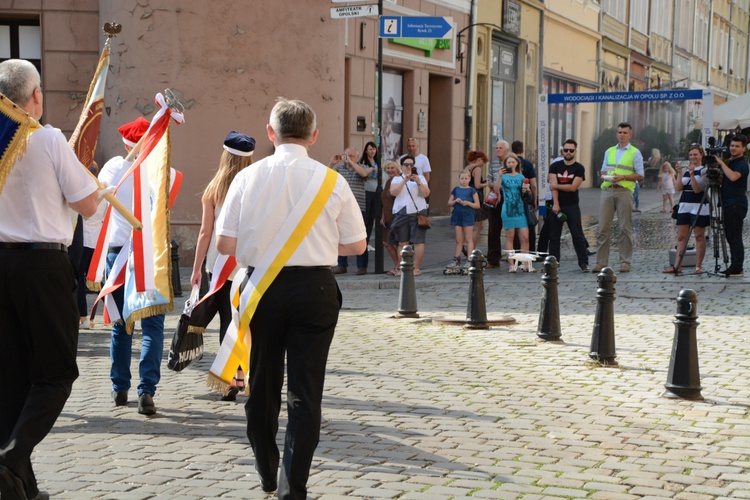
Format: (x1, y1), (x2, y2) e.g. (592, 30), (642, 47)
(662, 144), (710, 274)
(389, 155), (430, 276)
(191, 131), (255, 400)
(360, 141), (380, 254)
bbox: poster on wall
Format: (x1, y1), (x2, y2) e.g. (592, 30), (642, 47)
(382, 72), (404, 162)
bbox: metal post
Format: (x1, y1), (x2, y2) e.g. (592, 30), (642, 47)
(465, 250), (488, 329)
(663, 289), (703, 400)
(395, 245), (419, 318)
(537, 256), (561, 341)
(375, 0), (384, 274)
(171, 239), (183, 297)
(589, 267), (617, 365)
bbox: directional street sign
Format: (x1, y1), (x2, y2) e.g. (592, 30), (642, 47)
(331, 4), (378, 19)
(379, 16), (453, 39)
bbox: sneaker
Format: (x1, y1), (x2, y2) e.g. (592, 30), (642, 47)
(591, 265), (605, 273)
(579, 264), (590, 273)
(112, 390), (128, 406)
(138, 393), (156, 416)
(619, 264), (631, 273)
(724, 268), (745, 277)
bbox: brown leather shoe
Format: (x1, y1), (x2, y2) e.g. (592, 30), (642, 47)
(591, 265), (605, 273)
(356, 268), (367, 276)
(619, 264), (631, 273)
(332, 267), (347, 274)
(486, 263), (500, 269)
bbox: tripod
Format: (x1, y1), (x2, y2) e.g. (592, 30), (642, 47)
(676, 172), (729, 275)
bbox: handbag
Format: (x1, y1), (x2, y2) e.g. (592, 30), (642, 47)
(167, 286), (204, 372)
(416, 210), (431, 229)
(484, 189), (499, 207)
(524, 201), (538, 226)
(404, 182), (430, 229)
(671, 203), (679, 220)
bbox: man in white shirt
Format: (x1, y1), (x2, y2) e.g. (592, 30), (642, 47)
(0, 59), (99, 500)
(216, 98), (366, 498)
(403, 137), (431, 183)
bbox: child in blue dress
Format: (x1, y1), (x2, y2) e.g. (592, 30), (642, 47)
(501, 153), (533, 272)
(448, 169), (480, 268)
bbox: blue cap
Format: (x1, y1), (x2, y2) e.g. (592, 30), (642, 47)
(223, 131), (255, 156)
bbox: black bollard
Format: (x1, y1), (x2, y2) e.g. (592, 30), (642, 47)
(663, 289), (703, 400)
(589, 267), (617, 365)
(465, 250), (489, 329)
(537, 256), (561, 341)
(395, 245), (419, 318)
(171, 239), (183, 297)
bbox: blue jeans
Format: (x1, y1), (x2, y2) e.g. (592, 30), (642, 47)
(337, 210), (368, 270)
(106, 251), (165, 396)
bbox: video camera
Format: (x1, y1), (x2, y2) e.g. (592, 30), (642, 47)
(703, 136), (728, 179)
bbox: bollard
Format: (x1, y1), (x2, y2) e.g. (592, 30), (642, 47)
(395, 245), (419, 318)
(663, 289), (703, 400)
(465, 250), (489, 329)
(537, 256), (561, 341)
(589, 267), (617, 365)
(171, 239), (183, 297)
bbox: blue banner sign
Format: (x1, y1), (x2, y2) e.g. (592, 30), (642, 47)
(379, 16), (453, 39)
(545, 89), (704, 104)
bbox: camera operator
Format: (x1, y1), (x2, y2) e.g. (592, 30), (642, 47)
(714, 134), (749, 277)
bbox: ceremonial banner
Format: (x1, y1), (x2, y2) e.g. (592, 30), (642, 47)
(206, 167), (338, 394)
(0, 94), (39, 194)
(68, 42), (109, 167)
(88, 92), (184, 332)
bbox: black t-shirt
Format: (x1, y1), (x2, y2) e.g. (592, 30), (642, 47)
(550, 160), (585, 206)
(721, 157), (749, 209)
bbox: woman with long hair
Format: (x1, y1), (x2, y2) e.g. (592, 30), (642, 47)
(191, 131), (255, 400)
(360, 141), (380, 258)
(662, 145), (710, 274)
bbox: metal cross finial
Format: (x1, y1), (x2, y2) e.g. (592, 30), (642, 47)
(103, 22), (122, 38)
(163, 89), (185, 114)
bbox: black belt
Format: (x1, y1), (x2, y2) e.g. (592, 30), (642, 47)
(0, 242), (67, 252)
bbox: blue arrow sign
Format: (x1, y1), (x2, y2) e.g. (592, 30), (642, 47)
(379, 16), (453, 39)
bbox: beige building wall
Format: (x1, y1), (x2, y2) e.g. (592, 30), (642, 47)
(1, 1), (346, 263)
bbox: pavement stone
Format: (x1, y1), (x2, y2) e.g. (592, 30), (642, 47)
(32, 187), (750, 498)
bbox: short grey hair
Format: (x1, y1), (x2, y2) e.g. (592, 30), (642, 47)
(0, 59), (40, 106)
(496, 139), (509, 149)
(269, 98), (317, 141)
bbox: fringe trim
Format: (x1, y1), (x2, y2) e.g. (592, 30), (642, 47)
(125, 303), (171, 334)
(0, 94), (38, 195)
(187, 325), (205, 334)
(86, 279), (102, 292)
(205, 371), (231, 396)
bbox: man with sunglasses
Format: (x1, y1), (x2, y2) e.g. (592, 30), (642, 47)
(592, 122), (644, 273)
(548, 139), (589, 271)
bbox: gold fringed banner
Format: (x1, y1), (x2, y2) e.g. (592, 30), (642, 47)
(0, 94), (39, 195)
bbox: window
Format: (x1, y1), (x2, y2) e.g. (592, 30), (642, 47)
(650, 0), (673, 37)
(631, 0), (649, 34)
(490, 39), (517, 147)
(0, 18), (41, 72)
(543, 76), (576, 161)
(674, 0), (694, 51)
(601, 0), (627, 23)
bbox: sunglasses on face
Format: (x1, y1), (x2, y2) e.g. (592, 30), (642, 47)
(563, 148), (576, 153)
(402, 163), (414, 167)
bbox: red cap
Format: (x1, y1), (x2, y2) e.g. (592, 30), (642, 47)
(118, 117), (150, 147)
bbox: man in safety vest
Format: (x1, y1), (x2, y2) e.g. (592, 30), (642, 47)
(591, 122), (644, 273)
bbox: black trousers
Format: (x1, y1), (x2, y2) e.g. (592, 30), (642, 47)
(723, 204), (747, 271)
(364, 189), (382, 246)
(548, 204), (589, 266)
(486, 204), (503, 265)
(245, 267), (341, 500)
(0, 248), (78, 499)
(195, 275), (233, 343)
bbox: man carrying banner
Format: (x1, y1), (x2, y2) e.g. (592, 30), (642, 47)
(0, 59), (100, 500)
(215, 98), (366, 498)
(98, 117), (165, 416)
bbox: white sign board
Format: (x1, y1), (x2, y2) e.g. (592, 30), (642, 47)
(331, 4), (378, 18)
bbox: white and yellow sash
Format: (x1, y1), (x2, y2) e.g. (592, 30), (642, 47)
(206, 166), (338, 394)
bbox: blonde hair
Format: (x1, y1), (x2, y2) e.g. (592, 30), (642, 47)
(459, 168), (472, 179)
(660, 161), (676, 177)
(202, 150), (253, 206)
(504, 153), (521, 173)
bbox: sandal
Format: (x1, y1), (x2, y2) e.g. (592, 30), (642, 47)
(694, 267), (704, 274)
(662, 266), (682, 274)
(414, 269), (422, 276)
(221, 376), (244, 401)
